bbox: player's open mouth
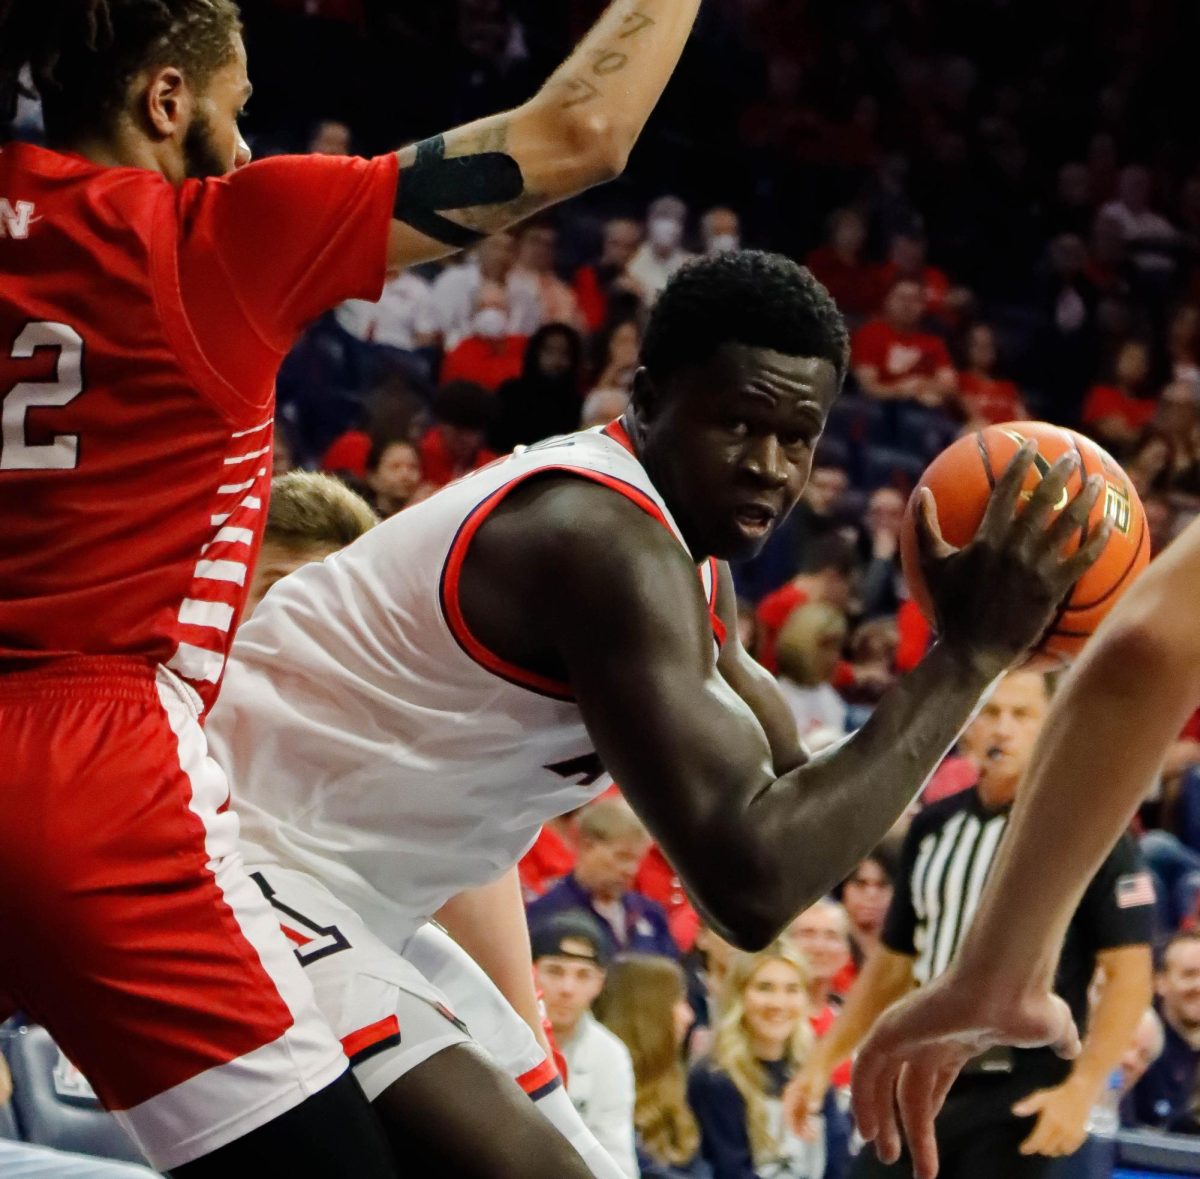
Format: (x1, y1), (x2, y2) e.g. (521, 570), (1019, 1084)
(734, 504), (776, 536)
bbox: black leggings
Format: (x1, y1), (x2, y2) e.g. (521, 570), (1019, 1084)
(170, 1071), (398, 1179)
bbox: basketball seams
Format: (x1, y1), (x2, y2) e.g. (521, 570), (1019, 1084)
(1060, 509), (1148, 613)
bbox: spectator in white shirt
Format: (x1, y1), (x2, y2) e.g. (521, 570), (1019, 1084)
(1099, 164), (1180, 279)
(334, 270), (437, 351)
(700, 206), (741, 255)
(628, 196), (694, 301)
(774, 602), (850, 749)
(429, 231), (538, 350)
(508, 220), (587, 335)
(533, 914), (639, 1179)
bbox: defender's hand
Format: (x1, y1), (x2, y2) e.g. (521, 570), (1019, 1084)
(851, 971), (1080, 1179)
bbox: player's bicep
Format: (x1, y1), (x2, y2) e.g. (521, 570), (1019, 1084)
(544, 524), (775, 868)
(388, 102), (618, 273)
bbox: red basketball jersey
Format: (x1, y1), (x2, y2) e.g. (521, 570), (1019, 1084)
(0, 142), (399, 708)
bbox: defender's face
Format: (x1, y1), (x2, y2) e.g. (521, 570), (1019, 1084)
(187, 35), (252, 178)
(641, 344), (839, 562)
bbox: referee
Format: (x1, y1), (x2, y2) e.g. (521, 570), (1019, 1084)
(789, 670), (1155, 1178)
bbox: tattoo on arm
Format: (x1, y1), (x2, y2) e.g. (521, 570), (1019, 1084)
(557, 7), (656, 109)
(394, 133), (526, 248)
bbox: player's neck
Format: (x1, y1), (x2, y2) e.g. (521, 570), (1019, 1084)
(61, 127), (179, 182)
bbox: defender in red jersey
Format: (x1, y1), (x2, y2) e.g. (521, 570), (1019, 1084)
(0, 0), (703, 1173)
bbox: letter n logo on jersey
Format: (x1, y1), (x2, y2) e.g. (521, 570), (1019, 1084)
(0, 199), (35, 239)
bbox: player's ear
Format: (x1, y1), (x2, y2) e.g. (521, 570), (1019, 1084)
(630, 366), (662, 422)
(142, 66), (190, 140)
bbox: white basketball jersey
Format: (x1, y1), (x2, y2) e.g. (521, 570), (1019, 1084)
(208, 422), (723, 948)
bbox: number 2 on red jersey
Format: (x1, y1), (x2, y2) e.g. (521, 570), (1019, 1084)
(1, 321), (84, 471)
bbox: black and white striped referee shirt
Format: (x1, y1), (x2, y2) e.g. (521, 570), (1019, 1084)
(881, 787), (1155, 1031)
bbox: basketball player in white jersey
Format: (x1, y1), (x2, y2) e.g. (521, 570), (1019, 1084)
(208, 250), (1109, 1177)
(219, 470), (626, 1179)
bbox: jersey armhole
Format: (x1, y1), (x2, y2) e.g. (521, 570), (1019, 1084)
(438, 466), (677, 701)
(147, 185), (272, 422)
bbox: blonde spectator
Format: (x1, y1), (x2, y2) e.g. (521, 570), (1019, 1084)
(775, 603), (850, 748)
(597, 955), (708, 1178)
(688, 944), (847, 1179)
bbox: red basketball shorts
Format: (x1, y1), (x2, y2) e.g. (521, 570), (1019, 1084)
(0, 658), (347, 1170)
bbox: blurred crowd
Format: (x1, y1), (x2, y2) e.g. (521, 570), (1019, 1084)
(13, 0), (1200, 1175)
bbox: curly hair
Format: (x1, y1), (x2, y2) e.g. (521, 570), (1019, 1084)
(641, 249), (850, 386)
(0, 0), (241, 142)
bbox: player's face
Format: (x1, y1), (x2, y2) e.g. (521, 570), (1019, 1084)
(789, 907), (850, 984)
(638, 344), (839, 562)
(186, 35), (253, 179)
(535, 957), (606, 1036)
(741, 959), (808, 1052)
(960, 671), (1048, 804)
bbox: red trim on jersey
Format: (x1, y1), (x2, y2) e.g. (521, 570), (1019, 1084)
(707, 558), (728, 649)
(602, 418), (635, 454)
(341, 1015), (401, 1065)
(439, 466), (675, 702)
(516, 1056), (560, 1096)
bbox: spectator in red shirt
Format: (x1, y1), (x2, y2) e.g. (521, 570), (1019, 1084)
(635, 842), (701, 952)
(755, 535), (857, 672)
(1081, 338), (1157, 454)
(852, 279), (958, 406)
(871, 230), (952, 318)
(440, 282), (529, 391)
(805, 208), (879, 318)
(418, 382), (499, 489)
(891, 599), (931, 678)
(573, 217), (645, 332)
(957, 323), (1028, 427)
(519, 813), (581, 902)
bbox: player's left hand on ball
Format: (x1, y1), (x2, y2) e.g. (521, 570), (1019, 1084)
(850, 969), (1081, 1179)
(1013, 1076), (1094, 1158)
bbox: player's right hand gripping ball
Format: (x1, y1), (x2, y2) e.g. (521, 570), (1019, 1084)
(900, 421), (1150, 668)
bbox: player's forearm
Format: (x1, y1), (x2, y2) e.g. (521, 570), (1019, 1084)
(955, 523), (1200, 995)
(731, 641), (993, 943)
(814, 949), (916, 1075)
(540, 0), (701, 151)
(1067, 949), (1153, 1092)
(434, 869), (550, 1053)
(388, 0), (700, 265)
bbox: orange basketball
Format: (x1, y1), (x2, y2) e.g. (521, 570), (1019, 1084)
(899, 421), (1150, 669)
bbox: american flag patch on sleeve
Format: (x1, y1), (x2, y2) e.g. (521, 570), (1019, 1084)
(1115, 872), (1156, 909)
